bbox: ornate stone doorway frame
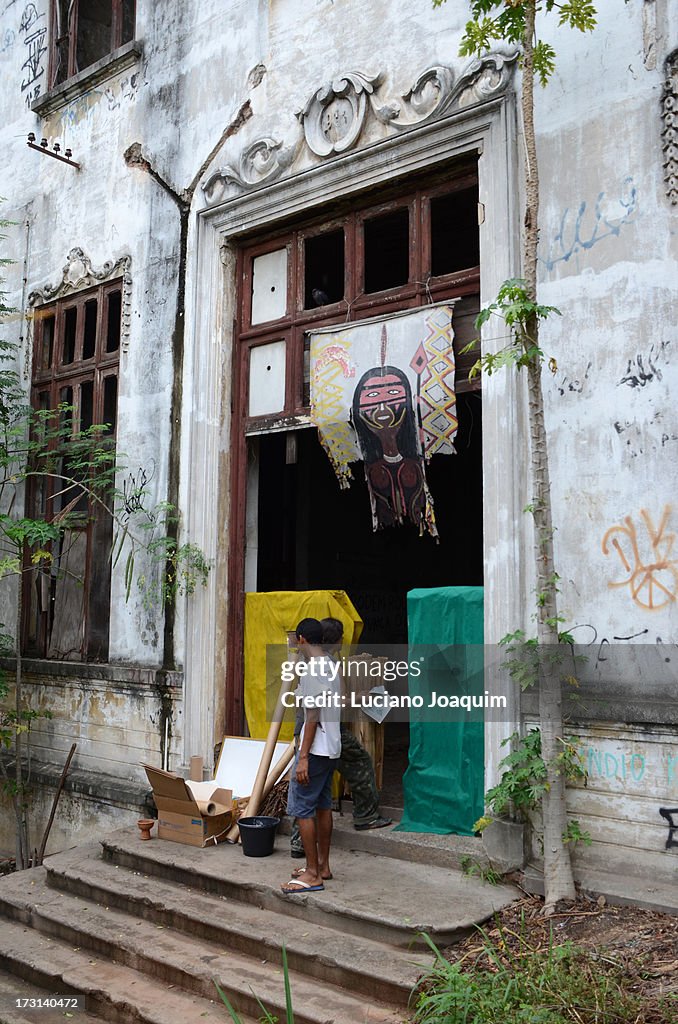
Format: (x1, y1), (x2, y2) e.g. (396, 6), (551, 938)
(180, 78), (527, 789)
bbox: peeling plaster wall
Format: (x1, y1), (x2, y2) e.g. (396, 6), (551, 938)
(0, 1), (676, 867)
(533, 1), (678, 651)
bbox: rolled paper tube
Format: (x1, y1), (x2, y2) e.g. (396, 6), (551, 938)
(225, 739), (295, 843)
(189, 755), (203, 781)
(193, 799), (232, 817)
(185, 781), (232, 816)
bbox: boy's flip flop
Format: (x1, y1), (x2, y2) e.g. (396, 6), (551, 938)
(281, 879), (325, 894)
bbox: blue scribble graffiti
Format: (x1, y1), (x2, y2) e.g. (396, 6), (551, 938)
(541, 177), (638, 273)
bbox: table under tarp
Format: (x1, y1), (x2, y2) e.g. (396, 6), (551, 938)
(243, 590), (363, 740)
(395, 586), (484, 835)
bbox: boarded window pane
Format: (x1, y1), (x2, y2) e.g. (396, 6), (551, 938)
(62, 307), (77, 364)
(106, 291), (121, 352)
(249, 341), (287, 417)
(47, 531), (87, 660)
(431, 187), (480, 276)
(83, 299), (98, 359)
(41, 314), (55, 370)
(251, 249), (288, 325)
(364, 209), (409, 293)
(304, 230), (344, 308)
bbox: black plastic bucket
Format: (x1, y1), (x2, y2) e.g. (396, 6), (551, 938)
(238, 816), (280, 857)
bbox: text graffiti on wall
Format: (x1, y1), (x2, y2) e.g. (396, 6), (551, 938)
(541, 177), (637, 273)
(602, 505), (678, 610)
(584, 747), (678, 788)
(19, 3), (45, 107)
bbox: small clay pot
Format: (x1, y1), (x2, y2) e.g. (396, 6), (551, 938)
(137, 818), (155, 840)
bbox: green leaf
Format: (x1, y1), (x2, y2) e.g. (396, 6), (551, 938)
(213, 980), (244, 1023)
(282, 943), (294, 1024)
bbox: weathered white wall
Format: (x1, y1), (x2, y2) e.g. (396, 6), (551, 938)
(534, 0), (678, 645)
(0, 1), (676, 865)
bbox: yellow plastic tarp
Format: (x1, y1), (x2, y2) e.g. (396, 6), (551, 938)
(244, 590), (363, 741)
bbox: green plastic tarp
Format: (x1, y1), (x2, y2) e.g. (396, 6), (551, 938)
(395, 586), (484, 835)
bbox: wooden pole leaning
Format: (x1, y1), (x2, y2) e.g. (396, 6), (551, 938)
(225, 674), (295, 843)
(225, 740), (295, 843)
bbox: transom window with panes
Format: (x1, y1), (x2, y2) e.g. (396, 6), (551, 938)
(236, 162), (481, 428)
(23, 281), (121, 662)
(49, 0), (135, 88)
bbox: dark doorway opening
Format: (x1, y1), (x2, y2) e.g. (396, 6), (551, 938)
(253, 391), (483, 806)
(256, 392), (483, 638)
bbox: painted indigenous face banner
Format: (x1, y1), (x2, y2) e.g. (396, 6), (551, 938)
(308, 303), (458, 538)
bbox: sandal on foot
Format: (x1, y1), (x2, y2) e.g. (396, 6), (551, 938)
(281, 878), (325, 894)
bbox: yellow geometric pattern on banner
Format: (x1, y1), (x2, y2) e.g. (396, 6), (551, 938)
(310, 340), (357, 488)
(420, 307), (458, 458)
(243, 590), (363, 741)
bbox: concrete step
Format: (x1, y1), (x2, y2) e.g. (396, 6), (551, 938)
(2, 852), (426, 1008)
(289, 809), (490, 871)
(98, 827), (518, 948)
(0, 917), (249, 1024)
(0, 968), (105, 1024)
(0, 873), (402, 1024)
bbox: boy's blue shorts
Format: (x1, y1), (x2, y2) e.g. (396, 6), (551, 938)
(287, 753), (339, 819)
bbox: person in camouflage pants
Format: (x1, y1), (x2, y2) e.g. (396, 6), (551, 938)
(290, 617), (391, 858)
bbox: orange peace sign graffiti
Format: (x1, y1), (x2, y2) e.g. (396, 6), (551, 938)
(602, 505), (678, 611)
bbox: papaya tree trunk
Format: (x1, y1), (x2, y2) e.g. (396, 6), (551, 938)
(521, 0), (575, 911)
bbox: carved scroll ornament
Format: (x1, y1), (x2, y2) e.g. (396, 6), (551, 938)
(201, 50), (517, 204)
(376, 50), (519, 130)
(27, 248), (132, 354)
(201, 137), (297, 204)
(296, 71), (382, 157)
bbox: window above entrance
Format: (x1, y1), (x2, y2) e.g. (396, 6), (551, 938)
(238, 163), (482, 433)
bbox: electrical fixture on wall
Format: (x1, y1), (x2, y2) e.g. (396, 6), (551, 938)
(27, 133), (80, 169)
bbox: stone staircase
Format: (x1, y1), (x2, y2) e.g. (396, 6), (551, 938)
(0, 817), (519, 1024)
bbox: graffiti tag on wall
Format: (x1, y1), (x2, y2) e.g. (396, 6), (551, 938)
(617, 339), (671, 389)
(19, 3), (46, 107)
(584, 746), (678, 787)
(602, 505), (678, 610)
(541, 177), (637, 273)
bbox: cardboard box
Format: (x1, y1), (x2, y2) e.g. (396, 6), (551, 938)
(142, 764), (233, 848)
